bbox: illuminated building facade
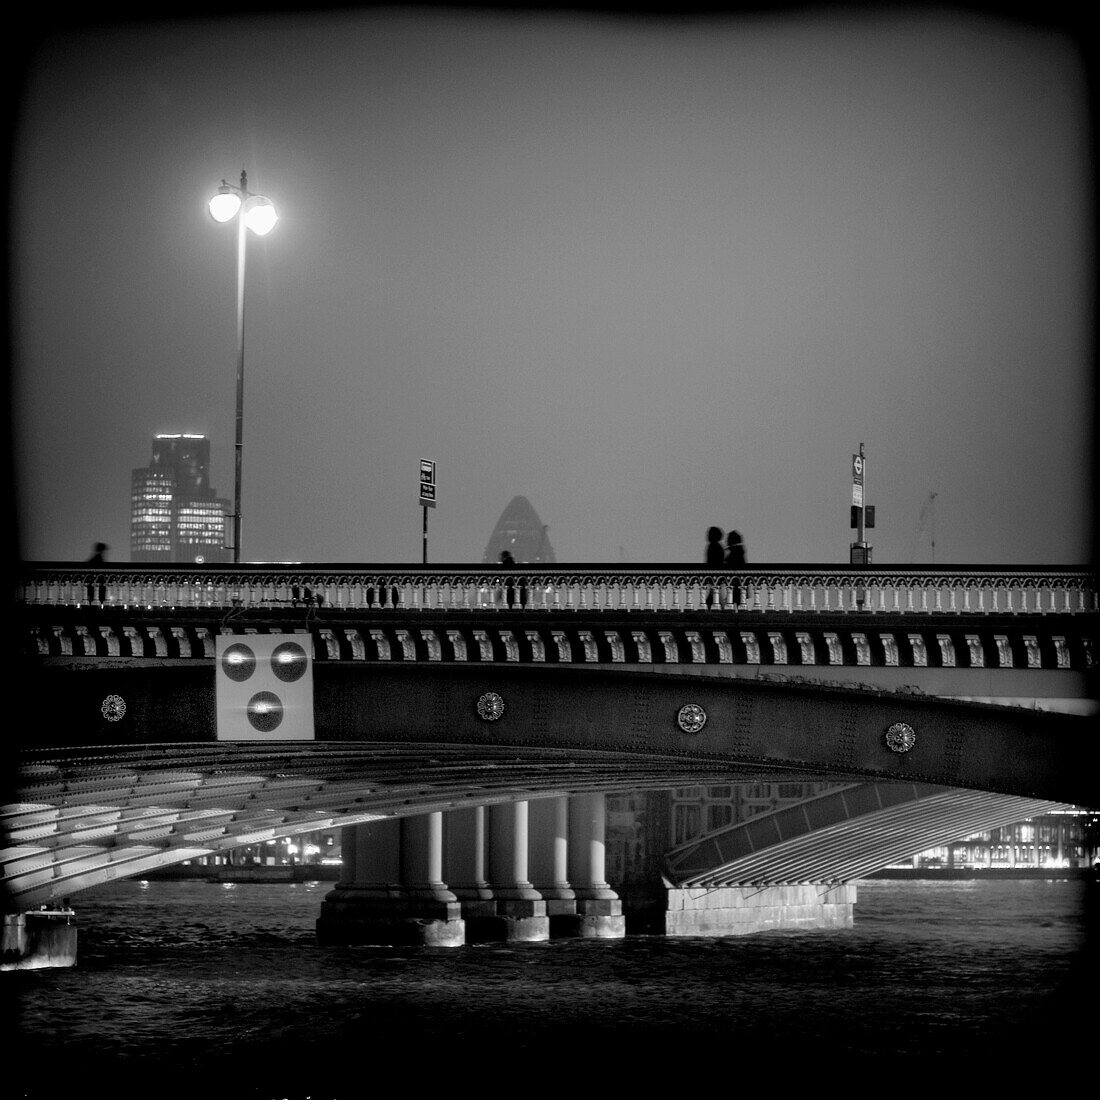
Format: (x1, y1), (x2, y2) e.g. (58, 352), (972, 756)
(896, 810), (1096, 871)
(130, 434), (230, 563)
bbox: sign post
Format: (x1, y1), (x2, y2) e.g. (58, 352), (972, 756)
(849, 443), (875, 567)
(418, 458), (436, 563)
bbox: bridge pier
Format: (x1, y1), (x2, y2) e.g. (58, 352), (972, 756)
(529, 795), (578, 935)
(444, 805), (498, 938)
(663, 883), (856, 937)
(486, 801), (549, 942)
(316, 814), (465, 947)
(566, 793), (625, 939)
(1, 908), (78, 971)
(317, 794), (628, 946)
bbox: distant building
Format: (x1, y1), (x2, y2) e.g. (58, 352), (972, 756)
(130, 434), (230, 563)
(482, 495), (556, 564)
(890, 810), (1096, 871)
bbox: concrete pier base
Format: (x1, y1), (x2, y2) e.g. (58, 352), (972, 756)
(574, 897), (626, 939)
(457, 898), (504, 943)
(457, 897), (498, 920)
(492, 899), (550, 943)
(664, 883), (856, 937)
(546, 899), (581, 938)
(315, 888), (466, 947)
(2, 909), (78, 970)
(497, 915), (551, 942)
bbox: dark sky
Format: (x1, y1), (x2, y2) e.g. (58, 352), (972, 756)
(9, 3), (1095, 566)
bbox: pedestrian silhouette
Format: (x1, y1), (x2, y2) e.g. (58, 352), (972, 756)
(705, 527), (724, 565)
(724, 530), (746, 608)
(86, 542), (108, 603)
(498, 549), (527, 608)
(705, 526), (723, 607)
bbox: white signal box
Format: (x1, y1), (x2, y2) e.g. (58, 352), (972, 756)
(215, 633), (315, 740)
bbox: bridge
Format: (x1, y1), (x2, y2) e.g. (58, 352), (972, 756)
(5, 562), (1098, 958)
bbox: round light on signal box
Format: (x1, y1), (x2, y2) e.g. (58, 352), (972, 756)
(221, 642), (256, 682)
(247, 691), (284, 733)
(271, 641), (309, 682)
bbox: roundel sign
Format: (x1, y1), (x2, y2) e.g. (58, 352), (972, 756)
(216, 634), (314, 741)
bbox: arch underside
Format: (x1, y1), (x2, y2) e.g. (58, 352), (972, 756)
(663, 782), (1070, 886)
(2, 741), (853, 909)
(0, 740), (1078, 910)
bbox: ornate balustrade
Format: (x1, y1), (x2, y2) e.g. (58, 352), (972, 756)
(15, 563), (1098, 617)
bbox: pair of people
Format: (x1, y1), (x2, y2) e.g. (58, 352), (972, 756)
(705, 527), (746, 608)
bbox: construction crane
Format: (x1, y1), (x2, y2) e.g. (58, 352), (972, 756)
(908, 492), (938, 563)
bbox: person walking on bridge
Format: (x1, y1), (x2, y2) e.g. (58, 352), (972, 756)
(724, 529), (746, 608)
(86, 542), (108, 604)
(498, 550), (527, 608)
(704, 526), (723, 608)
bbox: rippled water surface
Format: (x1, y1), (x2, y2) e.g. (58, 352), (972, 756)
(9, 877), (1095, 1096)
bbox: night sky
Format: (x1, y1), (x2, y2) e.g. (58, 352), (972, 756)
(9, 3), (1095, 567)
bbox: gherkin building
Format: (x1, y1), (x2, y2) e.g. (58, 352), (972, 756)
(482, 495), (556, 564)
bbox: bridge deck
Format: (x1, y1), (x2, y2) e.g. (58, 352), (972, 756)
(8, 564), (1098, 910)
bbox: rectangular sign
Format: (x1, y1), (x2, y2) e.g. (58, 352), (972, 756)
(215, 633), (314, 741)
(852, 483), (863, 507)
(851, 453), (864, 485)
(419, 458), (437, 507)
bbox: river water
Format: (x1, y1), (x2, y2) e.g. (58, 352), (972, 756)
(8, 876), (1096, 1096)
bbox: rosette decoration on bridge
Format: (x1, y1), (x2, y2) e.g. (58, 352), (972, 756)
(216, 634), (315, 740)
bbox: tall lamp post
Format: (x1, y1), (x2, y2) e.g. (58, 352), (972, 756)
(208, 170), (278, 563)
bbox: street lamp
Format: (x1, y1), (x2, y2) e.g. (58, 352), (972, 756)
(208, 169), (278, 563)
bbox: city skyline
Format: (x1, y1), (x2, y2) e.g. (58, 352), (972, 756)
(10, 4), (1095, 567)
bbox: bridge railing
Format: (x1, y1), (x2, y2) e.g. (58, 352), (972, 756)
(15, 563), (1098, 616)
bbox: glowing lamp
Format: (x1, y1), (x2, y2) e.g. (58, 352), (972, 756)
(208, 186), (242, 223)
(243, 198), (278, 236)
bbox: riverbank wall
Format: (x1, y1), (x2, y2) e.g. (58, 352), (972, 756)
(140, 864), (342, 884)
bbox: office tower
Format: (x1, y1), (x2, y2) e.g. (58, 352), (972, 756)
(130, 434), (231, 563)
(482, 495), (556, 564)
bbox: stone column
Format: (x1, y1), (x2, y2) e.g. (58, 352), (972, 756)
(568, 793), (625, 938)
(316, 815), (464, 946)
(401, 813), (459, 900)
(339, 817), (402, 892)
(528, 795), (577, 935)
(488, 801), (548, 941)
(444, 805), (497, 939)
